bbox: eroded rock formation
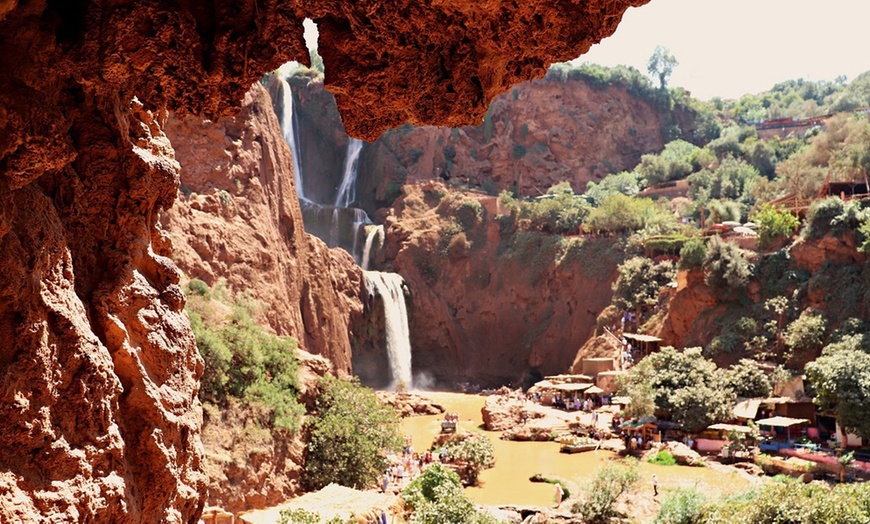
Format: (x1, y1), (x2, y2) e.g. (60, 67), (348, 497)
(161, 83), (363, 372)
(0, 0), (648, 520)
(381, 184), (624, 385)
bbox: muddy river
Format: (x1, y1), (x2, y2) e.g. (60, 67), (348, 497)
(401, 392), (750, 507)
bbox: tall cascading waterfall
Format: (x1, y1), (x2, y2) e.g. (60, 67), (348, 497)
(364, 271), (413, 388)
(276, 72), (371, 262)
(276, 75), (308, 202)
(335, 138), (363, 208)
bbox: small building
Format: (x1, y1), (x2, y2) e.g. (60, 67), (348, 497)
(581, 357), (615, 379)
(622, 333), (662, 360)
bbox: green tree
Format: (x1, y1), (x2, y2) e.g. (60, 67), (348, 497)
(438, 434), (495, 485)
(612, 256), (675, 325)
(750, 203), (800, 248)
(585, 171), (644, 206)
(647, 45), (679, 90)
(806, 334), (870, 440)
(724, 359), (772, 398)
(188, 288), (304, 431)
(304, 376), (403, 490)
(783, 308), (827, 365)
(636, 140), (699, 186)
(620, 347), (735, 430)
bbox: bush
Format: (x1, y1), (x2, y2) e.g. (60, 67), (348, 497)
(648, 450), (677, 466)
(585, 194), (678, 235)
(612, 256), (675, 319)
(751, 203), (799, 248)
(278, 509), (321, 524)
(573, 459), (640, 524)
(304, 376), (403, 490)
(678, 237), (707, 270)
(187, 279), (211, 297)
(438, 434), (495, 485)
(703, 236), (753, 299)
(783, 308), (827, 364)
(189, 300), (304, 431)
(803, 197), (867, 239)
(655, 487), (707, 524)
(402, 464), (503, 524)
(635, 140), (699, 187)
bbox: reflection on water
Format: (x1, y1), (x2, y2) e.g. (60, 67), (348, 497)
(401, 392), (750, 507)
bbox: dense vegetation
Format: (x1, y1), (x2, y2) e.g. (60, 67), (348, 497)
(402, 464), (502, 524)
(187, 280), (305, 431)
(304, 375), (403, 490)
(655, 478), (870, 524)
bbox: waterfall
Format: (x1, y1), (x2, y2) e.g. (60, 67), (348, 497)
(335, 138), (363, 208)
(364, 271), (412, 388)
(276, 75), (308, 202)
(351, 208), (370, 263)
(361, 225), (383, 270)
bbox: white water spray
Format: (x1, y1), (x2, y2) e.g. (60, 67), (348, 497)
(335, 138), (363, 208)
(361, 225), (383, 270)
(364, 271), (412, 388)
(277, 75), (308, 202)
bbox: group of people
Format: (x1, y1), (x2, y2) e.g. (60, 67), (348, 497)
(549, 394), (604, 412)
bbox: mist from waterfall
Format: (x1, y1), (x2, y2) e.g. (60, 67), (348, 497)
(335, 138), (363, 208)
(364, 271), (413, 388)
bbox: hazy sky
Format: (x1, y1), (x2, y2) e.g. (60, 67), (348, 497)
(577, 0), (870, 100)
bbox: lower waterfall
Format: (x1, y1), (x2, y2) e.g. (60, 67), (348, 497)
(364, 271), (412, 389)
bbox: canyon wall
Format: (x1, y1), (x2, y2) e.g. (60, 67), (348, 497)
(0, 0), (647, 520)
(287, 72), (697, 217)
(377, 184), (625, 386)
(161, 83), (363, 373)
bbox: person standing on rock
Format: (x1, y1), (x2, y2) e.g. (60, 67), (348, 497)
(554, 482), (564, 508)
(652, 473), (658, 497)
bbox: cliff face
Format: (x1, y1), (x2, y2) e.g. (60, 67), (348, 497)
(359, 77), (696, 202)
(0, 0), (647, 520)
(649, 235), (870, 367)
(287, 74), (696, 216)
(379, 184), (624, 386)
(161, 83), (363, 373)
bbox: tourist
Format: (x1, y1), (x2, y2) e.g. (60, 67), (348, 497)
(381, 472), (389, 493)
(652, 474), (658, 496)
(554, 482), (564, 508)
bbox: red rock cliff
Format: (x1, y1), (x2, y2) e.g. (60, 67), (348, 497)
(0, 0), (647, 520)
(378, 184), (624, 385)
(161, 83), (363, 373)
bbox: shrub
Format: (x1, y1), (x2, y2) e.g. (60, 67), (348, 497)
(654, 487), (707, 524)
(438, 434), (495, 485)
(703, 236), (753, 299)
(612, 256), (675, 318)
(455, 199), (483, 231)
(648, 450), (677, 466)
(585, 194), (678, 235)
(783, 308), (827, 363)
(402, 464), (502, 524)
(751, 203), (799, 248)
(304, 376), (403, 490)
(187, 279), (211, 297)
(278, 509), (321, 524)
(189, 299), (304, 431)
(803, 197), (867, 239)
(573, 459), (640, 524)
(678, 237), (707, 270)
